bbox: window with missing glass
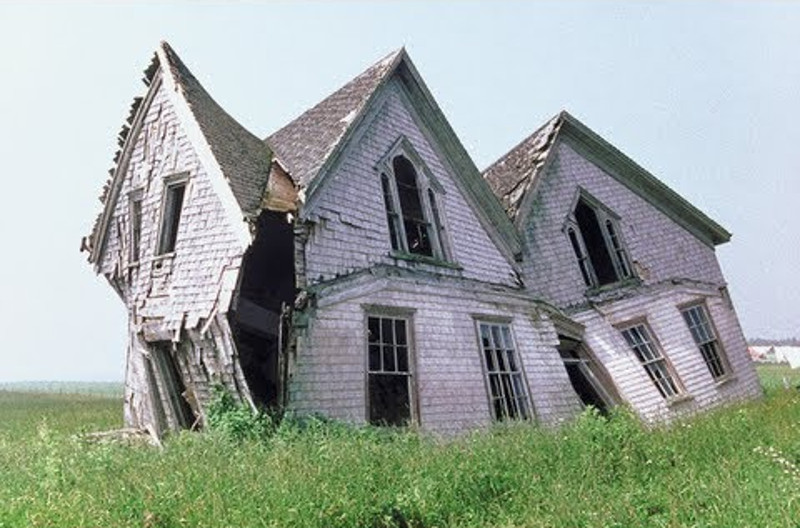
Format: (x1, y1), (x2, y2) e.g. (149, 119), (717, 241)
(157, 179), (187, 255)
(367, 314), (414, 426)
(620, 323), (682, 399)
(681, 303), (728, 380)
(477, 321), (530, 421)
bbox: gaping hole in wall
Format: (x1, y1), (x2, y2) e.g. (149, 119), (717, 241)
(232, 210), (295, 409)
(557, 336), (614, 414)
(574, 199), (618, 285)
(151, 341), (197, 429)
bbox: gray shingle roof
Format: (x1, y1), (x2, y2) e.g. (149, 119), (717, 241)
(266, 49), (404, 188)
(160, 42), (272, 216)
(482, 112), (564, 222)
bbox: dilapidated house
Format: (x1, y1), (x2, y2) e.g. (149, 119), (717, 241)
(82, 42), (761, 437)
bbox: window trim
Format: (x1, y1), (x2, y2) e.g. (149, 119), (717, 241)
(363, 308), (419, 427)
(679, 301), (731, 382)
(618, 319), (686, 401)
(377, 137), (451, 261)
(127, 188), (144, 266)
(564, 190), (634, 289)
(155, 173), (190, 257)
(473, 318), (534, 422)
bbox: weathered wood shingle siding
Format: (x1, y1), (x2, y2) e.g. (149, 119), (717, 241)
(517, 139), (761, 421)
(289, 281), (583, 435)
(522, 140), (725, 307)
(303, 81), (517, 287)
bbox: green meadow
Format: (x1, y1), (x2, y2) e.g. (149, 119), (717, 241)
(1, 366), (798, 527)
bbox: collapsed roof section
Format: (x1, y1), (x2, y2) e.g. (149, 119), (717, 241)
(83, 41), (273, 267)
(482, 111), (731, 247)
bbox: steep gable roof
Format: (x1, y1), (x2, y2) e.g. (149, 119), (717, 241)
(482, 111), (731, 247)
(266, 49), (403, 189)
(85, 42), (271, 266)
(266, 48), (523, 261)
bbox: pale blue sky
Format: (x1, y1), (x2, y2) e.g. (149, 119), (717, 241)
(0, 2), (797, 382)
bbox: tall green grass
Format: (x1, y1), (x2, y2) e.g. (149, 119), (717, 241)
(1, 370), (798, 527)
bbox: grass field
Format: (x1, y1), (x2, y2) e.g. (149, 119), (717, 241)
(0, 367), (798, 527)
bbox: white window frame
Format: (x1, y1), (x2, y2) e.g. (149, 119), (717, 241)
(680, 302), (730, 380)
(475, 319), (532, 421)
(155, 173), (190, 257)
(127, 188), (144, 265)
(364, 308), (418, 426)
(565, 191), (634, 288)
(377, 137), (449, 261)
(619, 321), (684, 399)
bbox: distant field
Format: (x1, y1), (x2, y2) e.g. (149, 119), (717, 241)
(755, 364), (800, 392)
(0, 368), (798, 527)
(0, 381), (123, 397)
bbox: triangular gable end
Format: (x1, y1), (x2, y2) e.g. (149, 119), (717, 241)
(87, 42), (265, 270)
(268, 49), (523, 263)
(485, 111), (731, 249)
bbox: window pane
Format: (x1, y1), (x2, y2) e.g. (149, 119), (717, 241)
(158, 182), (186, 255)
(368, 344), (381, 371)
(383, 345), (396, 372)
(478, 322), (530, 421)
(381, 318), (394, 346)
(396, 346), (409, 373)
(368, 317), (380, 344)
(395, 320), (407, 345)
(368, 374), (410, 426)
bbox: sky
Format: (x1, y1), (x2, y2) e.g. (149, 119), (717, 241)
(0, 1), (797, 382)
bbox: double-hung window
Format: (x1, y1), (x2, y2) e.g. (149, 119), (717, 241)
(477, 321), (531, 420)
(379, 140), (448, 260)
(567, 196), (633, 288)
(156, 177), (187, 256)
(681, 304), (728, 380)
(367, 314), (414, 426)
(620, 323), (682, 399)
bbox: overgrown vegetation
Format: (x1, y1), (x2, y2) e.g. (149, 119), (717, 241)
(1, 368), (798, 527)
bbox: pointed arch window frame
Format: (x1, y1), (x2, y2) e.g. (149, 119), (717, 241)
(562, 189), (635, 289)
(376, 136), (451, 262)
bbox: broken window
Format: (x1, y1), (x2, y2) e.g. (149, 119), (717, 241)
(568, 197), (633, 287)
(477, 321), (530, 421)
(128, 192), (143, 263)
(367, 315), (413, 426)
(681, 303), (728, 380)
(620, 323), (682, 399)
(558, 337), (613, 414)
(157, 180), (186, 255)
(379, 150), (447, 260)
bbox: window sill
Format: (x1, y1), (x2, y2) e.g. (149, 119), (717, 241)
(585, 277), (642, 296)
(665, 393), (694, 407)
(390, 251), (462, 270)
(714, 375), (737, 388)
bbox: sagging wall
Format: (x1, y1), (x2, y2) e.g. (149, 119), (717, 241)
(96, 72), (253, 430)
(572, 284), (763, 422)
(520, 140), (726, 308)
(287, 277), (584, 435)
(302, 80), (518, 289)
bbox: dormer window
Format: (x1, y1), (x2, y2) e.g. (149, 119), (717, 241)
(567, 196), (633, 288)
(379, 140), (448, 260)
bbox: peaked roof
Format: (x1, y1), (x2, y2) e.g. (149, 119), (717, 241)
(482, 111), (731, 246)
(266, 48), (403, 188)
(159, 42), (272, 216)
(85, 42), (271, 264)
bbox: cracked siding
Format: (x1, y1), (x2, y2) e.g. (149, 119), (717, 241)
(303, 82), (517, 287)
(97, 73), (249, 430)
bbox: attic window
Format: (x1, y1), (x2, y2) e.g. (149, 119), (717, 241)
(157, 179), (187, 255)
(379, 144), (448, 260)
(567, 197), (633, 288)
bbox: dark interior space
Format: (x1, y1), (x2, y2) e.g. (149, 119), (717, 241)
(575, 199), (618, 285)
(231, 210), (296, 409)
(558, 336), (610, 414)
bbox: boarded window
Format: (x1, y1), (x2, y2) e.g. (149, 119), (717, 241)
(367, 315), (413, 426)
(157, 181), (186, 255)
(129, 195), (143, 262)
(620, 323), (682, 399)
(478, 322), (530, 420)
(681, 304), (728, 379)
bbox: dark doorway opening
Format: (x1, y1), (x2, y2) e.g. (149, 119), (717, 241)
(558, 336), (615, 415)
